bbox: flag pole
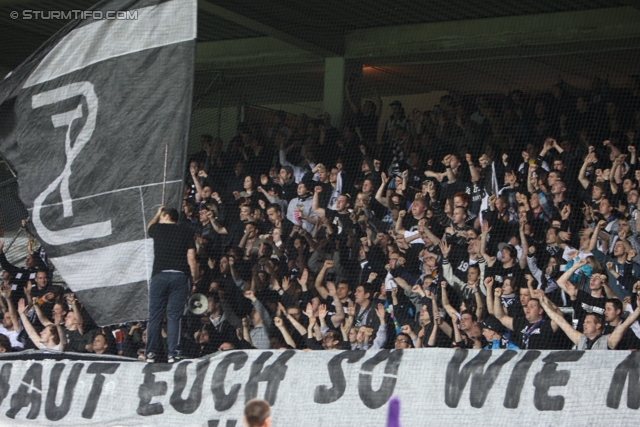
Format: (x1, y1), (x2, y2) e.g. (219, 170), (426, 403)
(161, 141), (169, 206)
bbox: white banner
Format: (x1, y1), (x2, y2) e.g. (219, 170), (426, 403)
(0, 349), (638, 426)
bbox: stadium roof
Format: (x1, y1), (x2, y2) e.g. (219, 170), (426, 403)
(0, 0), (639, 106)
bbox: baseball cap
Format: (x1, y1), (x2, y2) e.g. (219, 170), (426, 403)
(498, 243), (518, 258)
(481, 315), (505, 335)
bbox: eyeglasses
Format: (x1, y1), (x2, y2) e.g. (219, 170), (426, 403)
(395, 338), (409, 344)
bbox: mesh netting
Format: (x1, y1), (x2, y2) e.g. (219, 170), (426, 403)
(0, 0), (639, 424)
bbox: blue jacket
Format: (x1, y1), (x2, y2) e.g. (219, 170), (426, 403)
(485, 339), (520, 350)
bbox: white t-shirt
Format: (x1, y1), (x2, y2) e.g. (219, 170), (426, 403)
(39, 343), (61, 351)
(0, 324), (23, 349)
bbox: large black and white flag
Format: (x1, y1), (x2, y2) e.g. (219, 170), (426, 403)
(0, 0), (197, 325)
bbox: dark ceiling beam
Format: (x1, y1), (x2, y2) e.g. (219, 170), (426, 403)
(196, 36), (322, 70)
(197, 0), (338, 58)
(618, 0), (640, 11)
(345, 7), (640, 61)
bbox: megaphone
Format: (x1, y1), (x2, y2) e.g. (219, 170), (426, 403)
(187, 293), (209, 315)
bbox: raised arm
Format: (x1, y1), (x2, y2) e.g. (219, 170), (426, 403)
(519, 220), (529, 269)
(53, 311), (67, 351)
(0, 292), (6, 314)
(435, 312), (452, 339)
(245, 290), (272, 330)
(466, 153), (480, 183)
(192, 169), (207, 202)
(375, 173), (390, 208)
(537, 290), (580, 345)
(484, 277), (495, 315)
(147, 206), (164, 232)
(603, 277), (618, 300)
(440, 281), (457, 319)
(312, 186), (326, 218)
(555, 258), (584, 299)
(242, 317), (253, 346)
(421, 222), (441, 246)
(608, 295), (640, 349)
(440, 241), (465, 292)
(579, 152), (596, 190)
(209, 210), (228, 235)
(305, 310), (317, 340)
(471, 283), (484, 320)
(284, 306), (308, 337)
(327, 281), (345, 328)
(298, 227), (318, 252)
(340, 316), (353, 342)
(238, 228), (250, 251)
(538, 137), (554, 159)
(314, 260), (332, 300)
(442, 155), (457, 183)
(393, 276), (411, 292)
(68, 297), (84, 336)
(297, 268), (309, 293)
(441, 260), (465, 293)
(17, 299), (42, 348)
(613, 155), (625, 185)
(395, 211), (406, 234)
(226, 257), (241, 283)
(0, 285), (19, 332)
(371, 303), (388, 350)
(34, 303), (53, 327)
(344, 80), (359, 114)
(479, 221), (494, 266)
(401, 170), (409, 192)
(609, 160), (620, 195)
(526, 247), (544, 285)
(525, 274), (537, 300)
(450, 313), (463, 345)
(274, 317), (296, 349)
(493, 288), (514, 330)
(590, 219), (608, 249)
(604, 139), (622, 161)
(527, 163), (538, 194)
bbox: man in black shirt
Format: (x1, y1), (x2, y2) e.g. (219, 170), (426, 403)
(145, 207), (197, 363)
(556, 259), (606, 331)
(603, 298), (640, 350)
(494, 288), (559, 349)
(0, 241), (47, 304)
(401, 198), (427, 232)
(313, 191), (353, 240)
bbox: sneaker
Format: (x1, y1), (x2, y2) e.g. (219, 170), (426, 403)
(167, 355), (185, 364)
(145, 352), (156, 363)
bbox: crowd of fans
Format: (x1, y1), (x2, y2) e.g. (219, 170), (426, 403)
(2, 76), (640, 360)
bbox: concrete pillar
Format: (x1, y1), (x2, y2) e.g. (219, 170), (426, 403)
(323, 57), (345, 128)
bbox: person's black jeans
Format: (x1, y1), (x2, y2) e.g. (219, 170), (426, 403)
(146, 271), (189, 359)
